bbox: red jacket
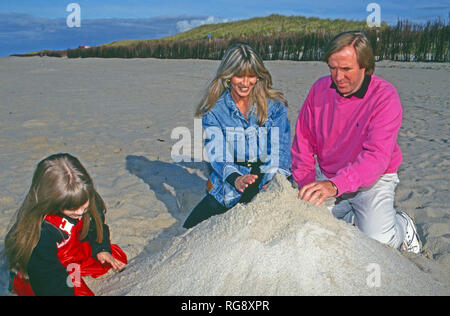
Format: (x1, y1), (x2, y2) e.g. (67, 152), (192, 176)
(11, 214), (127, 296)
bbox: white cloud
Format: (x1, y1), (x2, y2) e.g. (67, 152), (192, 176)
(176, 16), (229, 33)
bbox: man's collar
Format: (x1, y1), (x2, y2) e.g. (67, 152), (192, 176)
(330, 74), (372, 99)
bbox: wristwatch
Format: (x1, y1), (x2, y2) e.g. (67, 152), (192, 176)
(330, 181), (338, 196)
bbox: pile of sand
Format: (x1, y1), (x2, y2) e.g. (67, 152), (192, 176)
(88, 175), (448, 296)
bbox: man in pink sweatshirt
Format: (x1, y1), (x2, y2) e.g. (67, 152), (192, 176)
(291, 31), (421, 253)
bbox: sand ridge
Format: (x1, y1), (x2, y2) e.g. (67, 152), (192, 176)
(87, 175), (448, 295)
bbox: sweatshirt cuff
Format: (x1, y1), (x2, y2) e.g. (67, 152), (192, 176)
(293, 171), (316, 189)
(329, 175), (348, 197)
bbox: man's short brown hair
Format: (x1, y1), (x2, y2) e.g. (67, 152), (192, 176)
(323, 31), (375, 75)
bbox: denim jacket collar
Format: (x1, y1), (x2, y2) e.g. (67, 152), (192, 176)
(224, 90), (257, 122)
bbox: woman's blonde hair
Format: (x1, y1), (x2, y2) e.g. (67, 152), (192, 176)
(3, 153), (105, 277)
(195, 42), (287, 125)
(323, 31), (375, 75)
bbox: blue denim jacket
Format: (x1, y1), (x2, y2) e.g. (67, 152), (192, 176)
(203, 91), (291, 207)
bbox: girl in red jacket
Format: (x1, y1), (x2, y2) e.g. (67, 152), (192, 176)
(3, 153), (127, 296)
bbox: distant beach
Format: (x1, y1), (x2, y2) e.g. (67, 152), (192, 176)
(0, 57), (448, 295)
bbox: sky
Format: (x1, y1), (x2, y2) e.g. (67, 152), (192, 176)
(1, 0), (448, 57)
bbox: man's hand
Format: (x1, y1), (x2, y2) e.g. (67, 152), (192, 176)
(298, 180), (337, 206)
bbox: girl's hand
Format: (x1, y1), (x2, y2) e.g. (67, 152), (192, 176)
(235, 174), (258, 192)
(96, 251), (127, 271)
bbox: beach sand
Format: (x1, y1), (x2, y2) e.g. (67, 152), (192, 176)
(0, 57), (448, 295)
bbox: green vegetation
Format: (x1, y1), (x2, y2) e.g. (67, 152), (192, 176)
(29, 14), (450, 62)
(102, 14), (374, 46)
(144, 15), (371, 41)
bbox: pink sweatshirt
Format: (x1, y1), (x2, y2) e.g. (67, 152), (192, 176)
(291, 75), (402, 196)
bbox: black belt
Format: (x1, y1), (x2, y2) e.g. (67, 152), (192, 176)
(234, 160), (263, 168)
(234, 160), (264, 176)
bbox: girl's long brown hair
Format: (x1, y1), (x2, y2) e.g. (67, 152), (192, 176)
(2, 153), (105, 277)
(195, 42), (287, 125)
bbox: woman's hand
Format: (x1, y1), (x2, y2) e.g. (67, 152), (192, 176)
(234, 174), (258, 192)
(297, 180), (337, 206)
(96, 251), (127, 271)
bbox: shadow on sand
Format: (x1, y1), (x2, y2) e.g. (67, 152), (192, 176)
(125, 155), (209, 254)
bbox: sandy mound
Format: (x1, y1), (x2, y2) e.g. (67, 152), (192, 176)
(89, 175), (449, 296)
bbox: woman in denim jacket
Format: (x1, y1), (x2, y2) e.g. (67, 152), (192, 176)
(183, 42), (291, 229)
